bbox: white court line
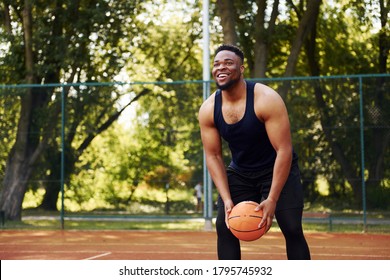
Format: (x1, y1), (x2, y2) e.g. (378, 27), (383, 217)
(90, 250), (389, 259)
(84, 252), (112, 260)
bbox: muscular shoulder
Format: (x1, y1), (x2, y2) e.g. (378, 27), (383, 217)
(198, 92), (216, 126)
(253, 83), (288, 121)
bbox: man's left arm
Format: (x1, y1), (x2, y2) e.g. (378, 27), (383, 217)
(255, 84), (293, 231)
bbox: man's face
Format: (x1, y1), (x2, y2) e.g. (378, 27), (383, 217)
(212, 50), (244, 90)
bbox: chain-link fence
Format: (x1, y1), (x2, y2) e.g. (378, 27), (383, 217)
(0, 74), (389, 231)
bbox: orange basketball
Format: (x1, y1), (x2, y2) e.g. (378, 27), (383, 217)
(228, 201), (266, 242)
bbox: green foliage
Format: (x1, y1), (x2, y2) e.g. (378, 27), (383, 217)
(0, 0), (388, 217)
(69, 126), (199, 212)
(316, 2), (380, 75)
(367, 184), (390, 210)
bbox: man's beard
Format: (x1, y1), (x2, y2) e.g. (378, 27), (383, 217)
(216, 76), (240, 90)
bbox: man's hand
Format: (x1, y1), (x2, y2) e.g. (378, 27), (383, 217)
(224, 199), (235, 228)
(255, 198), (276, 232)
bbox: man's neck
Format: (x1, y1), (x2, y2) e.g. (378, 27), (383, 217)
(221, 79), (246, 102)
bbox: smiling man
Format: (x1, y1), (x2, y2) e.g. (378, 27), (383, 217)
(198, 44), (311, 260)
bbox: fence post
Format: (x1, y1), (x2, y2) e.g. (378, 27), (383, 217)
(328, 215), (333, 232)
(202, 0), (213, 231)
(60, 85), (65, 230)
(359, 76), (367, 232)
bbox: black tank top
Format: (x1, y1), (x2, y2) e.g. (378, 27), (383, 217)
(214, 81), (277, 172)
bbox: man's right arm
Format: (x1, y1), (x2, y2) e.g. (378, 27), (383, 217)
(198, 99), (234, 227)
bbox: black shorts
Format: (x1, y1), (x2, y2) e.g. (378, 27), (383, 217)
(218, 162), (304, 212)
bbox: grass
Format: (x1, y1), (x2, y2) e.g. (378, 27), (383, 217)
(4, 189), (390, 233)
(1, 219), (208, 231)
(1, 209), (390, 234)
(3, 219), (390, 233)
(302, 222), (390, 234)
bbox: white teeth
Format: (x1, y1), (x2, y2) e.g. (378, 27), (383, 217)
(218, 74), (228, 78)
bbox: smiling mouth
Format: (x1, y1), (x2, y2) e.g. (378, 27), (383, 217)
(217, 73), (229, 78)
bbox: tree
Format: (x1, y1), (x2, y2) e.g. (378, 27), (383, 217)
(0, 0), (144, 220)
(302, 0), (389, 207)
(0, 0), (205, 219)
(278, 0), (322, 99)
(67, 1), (205, 212)
(1, 0), (43, 220)
(1, 0), (388, 219)
(214, 0), (322, 81)
(125, 1), (204, 201)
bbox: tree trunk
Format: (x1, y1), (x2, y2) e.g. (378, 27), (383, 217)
(0, 0), (46, 220)
(368, 0), (390, 189)
(0, 151), (33, 220)
(0, 88), (44, 219)
(253, 0), (279, 78)
(279, 0), (322, 99)
(303, 8), (363, 206)
(39, 182), (61, 211)
(378, 0), (388, 74)
(3, 3), (12, 34)
(23, 0), (34, 84)
(39, 151), (62, 210)
(216, 0), (238, 44)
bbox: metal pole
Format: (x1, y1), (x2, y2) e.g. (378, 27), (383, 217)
(60, 86), (65, 230)
(202, 0), (213, 231)
(359, 76), (367, 232)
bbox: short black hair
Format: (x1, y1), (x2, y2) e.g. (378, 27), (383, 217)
(215, 44), (244, 63)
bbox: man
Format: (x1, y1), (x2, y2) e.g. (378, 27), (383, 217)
(198, 44), (311, 260)
(194, 181), (203, 213)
